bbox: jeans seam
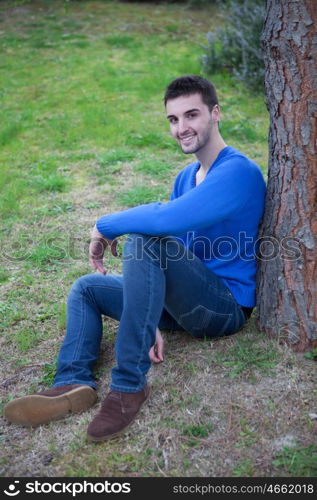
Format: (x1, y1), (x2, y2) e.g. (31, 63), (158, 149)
(135, 243), (156, 383)
(69, 291), (86, 382)
(179, 305), (234, 336)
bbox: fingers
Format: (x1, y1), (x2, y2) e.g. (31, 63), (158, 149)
(89, 255), (106, 274)
(93, 260), (106, 274)
(149, 346), (158, 363)
(155, 340), (164, 362)
(149, 330), (164, 363)
(89, 247), (106, 273)
(155, 327), (164, 362)
(149, 345), (162, 363)
(89, 236), (106, 274)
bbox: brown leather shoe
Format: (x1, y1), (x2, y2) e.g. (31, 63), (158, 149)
(4, 384), (96, 427)
(87, 385), (151, 442)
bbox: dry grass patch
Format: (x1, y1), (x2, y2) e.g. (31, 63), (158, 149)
(2, 317), (316, 477)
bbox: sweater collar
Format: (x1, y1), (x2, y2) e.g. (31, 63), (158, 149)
(191, 146), (233, 187)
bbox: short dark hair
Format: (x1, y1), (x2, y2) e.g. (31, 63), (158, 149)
(164, 75), (219, 109)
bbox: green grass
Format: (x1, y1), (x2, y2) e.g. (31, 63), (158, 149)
(182, 423), (213, 446)
(235, 419), (258, 449)
(117, 184), (170, 207)
(95, 149), (137, 184)
(0, 1), (268, 224)
(35, 200), (73, 217)
(125, 131), (176, 150)
(233, 459), (254, 477)
(273, 445), (317, 477)
(0, 300), (21, 329)
(97, 149), (137, 167)
(3, 0), (313, 481)
(221, 118), (261, 143)
(0, 267), (10, 284)
(134, 158), (175, 179)
(15, 328), (43, 352)
(105, 34), (141, 48)
(40, 361), (58, 386)
(304, 348), (317, 361)
(32, 173), (69, 193)
(215, 335), (279, 378)
(28, 234), (68, 267)
(56, 302), (67, 330)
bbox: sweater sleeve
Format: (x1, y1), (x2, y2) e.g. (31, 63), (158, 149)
(96, 160), (259, 240)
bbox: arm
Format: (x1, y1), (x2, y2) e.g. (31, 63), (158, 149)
(96, 161), (258, 240)
(89, 224), (118, 274)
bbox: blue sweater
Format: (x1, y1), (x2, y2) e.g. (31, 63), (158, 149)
(96, 146), (266, 307)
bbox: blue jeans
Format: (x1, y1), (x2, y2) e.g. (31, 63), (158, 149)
(54, 234), (248, 392)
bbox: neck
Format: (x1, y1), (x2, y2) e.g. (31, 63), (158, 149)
(196, 132), (227, 172)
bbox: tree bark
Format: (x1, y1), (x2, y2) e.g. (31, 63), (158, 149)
(257, 0), (317, 351)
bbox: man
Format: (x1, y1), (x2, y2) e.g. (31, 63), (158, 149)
(4, 75), (266, 441)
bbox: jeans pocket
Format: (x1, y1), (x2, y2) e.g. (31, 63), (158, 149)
(178, 305), (233, 338)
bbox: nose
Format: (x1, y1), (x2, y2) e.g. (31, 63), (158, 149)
(177, 118), (190, 137)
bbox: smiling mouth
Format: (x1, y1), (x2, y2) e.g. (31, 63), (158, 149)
(179, 134), (196, 144)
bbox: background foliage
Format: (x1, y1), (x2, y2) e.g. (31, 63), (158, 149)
(202, 0), (266, 92)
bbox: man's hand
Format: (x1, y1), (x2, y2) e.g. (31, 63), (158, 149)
(149, 327), (164, 363)
(89, 224), (118, 274)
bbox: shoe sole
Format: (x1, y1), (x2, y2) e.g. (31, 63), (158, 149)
(87, 387), (151, 442)
(4, 386), (97, 427)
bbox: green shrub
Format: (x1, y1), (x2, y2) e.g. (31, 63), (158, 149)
(120, 0), (219, 4)
(202, 0), (266, 92)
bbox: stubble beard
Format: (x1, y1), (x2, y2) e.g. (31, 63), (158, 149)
(181, 141), (200, 155)
(179, 130), (209, 155)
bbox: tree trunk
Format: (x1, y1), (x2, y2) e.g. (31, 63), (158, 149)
(257, 0), (317, 352)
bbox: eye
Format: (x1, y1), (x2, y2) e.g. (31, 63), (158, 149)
(168, 117), (177, 125)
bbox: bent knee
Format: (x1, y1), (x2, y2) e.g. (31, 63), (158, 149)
(69, 273), (103, 295)
(123, 233), (158, 256)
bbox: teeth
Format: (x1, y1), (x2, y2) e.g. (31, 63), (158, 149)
(181, 136), (194, 143)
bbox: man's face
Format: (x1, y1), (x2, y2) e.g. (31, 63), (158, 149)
(166, 93), (215, 155)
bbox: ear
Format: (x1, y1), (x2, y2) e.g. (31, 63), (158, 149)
(211, 105), (221, 123)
